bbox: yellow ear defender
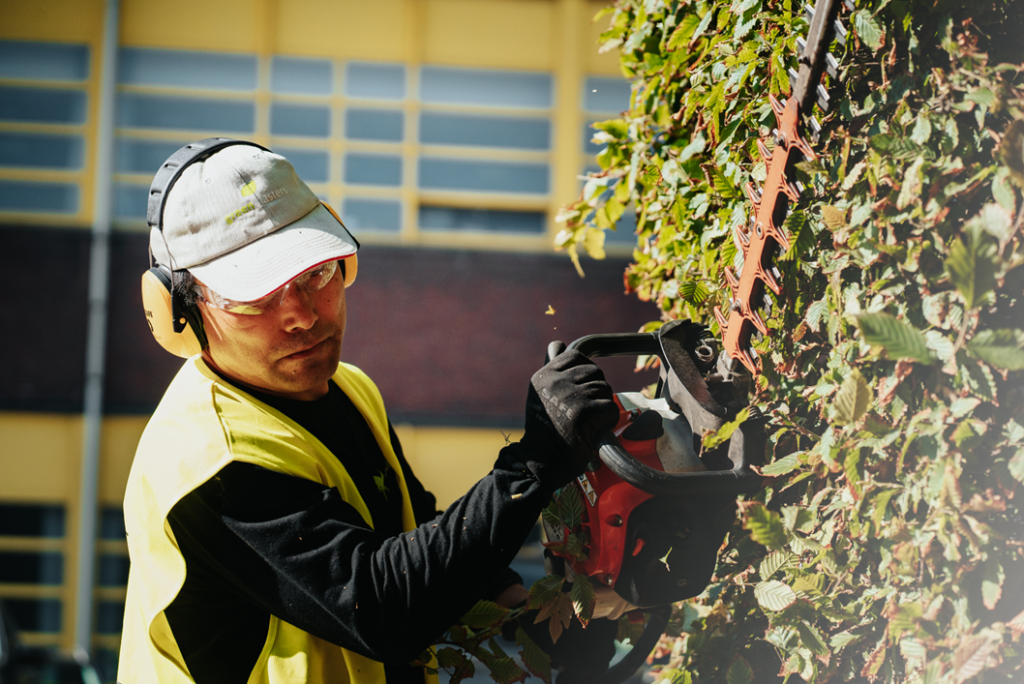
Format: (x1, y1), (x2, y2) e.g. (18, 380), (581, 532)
(141, 138), (356, 358)
(321, 201), (359, 288)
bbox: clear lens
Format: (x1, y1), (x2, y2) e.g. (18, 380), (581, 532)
(195, 260), (339, 315)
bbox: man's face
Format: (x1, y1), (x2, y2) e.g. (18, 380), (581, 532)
(197, 264), (347, 401)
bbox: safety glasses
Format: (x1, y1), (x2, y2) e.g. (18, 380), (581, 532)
(194, 260), (339, 315)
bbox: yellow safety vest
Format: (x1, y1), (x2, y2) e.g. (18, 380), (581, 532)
(118, 357), (439, 684)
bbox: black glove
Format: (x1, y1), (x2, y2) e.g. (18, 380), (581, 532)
(516, 347), (618, 487)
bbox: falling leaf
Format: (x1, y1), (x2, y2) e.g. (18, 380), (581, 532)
(545, 305), (556, 315)
(660, 546), (673, 571)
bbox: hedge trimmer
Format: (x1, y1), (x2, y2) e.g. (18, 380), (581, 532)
(535, 3), (851, 684)
(714, 0), (851, 374)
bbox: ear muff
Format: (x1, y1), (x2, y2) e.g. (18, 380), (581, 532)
(320, 201), (359, 288)
(143, 137), (270, 357)
(141, 266), (207, 359)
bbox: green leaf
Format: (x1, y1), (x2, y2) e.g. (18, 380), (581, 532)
(759, 550), (793, 580)
(999, 119), (1024, 186)
(982, 558), (1005, 610)
(953, 634), (995, 683)
(946, 232), (999, 310)
(668, 13), (702, 50)
(1009, 449), (1024, 484)
(558, 487), (584, 529)
(743, 503), (789, 551)
(461, 600), (509, 629)
(761, 453), (802, 476)
(528, 574), (564, 608)
(967, 329), (1024, 370)
(703, 408), (750, 450)
(726, 656), (754, 684)
(796, 621), (829, 656)
(911, 115), (932, 145)
(830, 631), (862, 651)
(852, 10), (884, 49)
(754, 580), (797, 611)
(832, 369), (873, 426)
(679, 279), (711, 305)
(570, 575), (596, 624)
(855, 312), (934, 363)
(515, 627), (552, 684)
(820, 204), (847, 232)
(436, 646), (468, 671)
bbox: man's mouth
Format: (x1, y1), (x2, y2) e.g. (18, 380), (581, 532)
(284, 336), (330, 360)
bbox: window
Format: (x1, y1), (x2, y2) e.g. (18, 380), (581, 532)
(345, 62), (405, 100)
(419, 158), (548, 194)
(419, 112), (549, 150)
(0, 86), (87, 124)
(420, 207), (545, 234)
(119, 47), (257, 90)
(118, 93), (255, 132)
(345, 109), (404, 142)
(0, 40), (89, 81)
(421, 66), (552, 109)
(343, 198), (402, 233)
(0, 132), (84, 169)
(271, 56), (332, 95)
(345, 153), (402, 186)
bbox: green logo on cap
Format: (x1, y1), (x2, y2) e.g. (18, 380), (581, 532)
(240, 181), (257, 197)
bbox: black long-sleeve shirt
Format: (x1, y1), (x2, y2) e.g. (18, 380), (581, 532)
(164, 380), (541, 684)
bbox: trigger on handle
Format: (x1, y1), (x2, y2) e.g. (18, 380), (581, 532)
(546, 340), (566, 363)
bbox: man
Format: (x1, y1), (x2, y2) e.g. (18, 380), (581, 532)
(119, 140), (620, 683)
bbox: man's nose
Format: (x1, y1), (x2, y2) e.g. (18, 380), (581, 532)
(277, 282), (318, 330)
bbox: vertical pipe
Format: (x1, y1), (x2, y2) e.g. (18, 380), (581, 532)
(75, 0), (120, 656)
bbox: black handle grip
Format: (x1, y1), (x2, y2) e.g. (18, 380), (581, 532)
(566, 332), (763, 497)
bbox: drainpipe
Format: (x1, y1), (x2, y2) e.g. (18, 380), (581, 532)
(75, 0), (120, 656)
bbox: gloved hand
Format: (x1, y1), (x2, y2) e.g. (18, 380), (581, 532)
(516, 347), (618, 488)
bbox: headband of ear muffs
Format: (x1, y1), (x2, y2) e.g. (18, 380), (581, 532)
(140, 138), (356, 358)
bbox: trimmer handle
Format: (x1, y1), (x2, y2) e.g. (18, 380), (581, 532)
(567, 328), (764, 498)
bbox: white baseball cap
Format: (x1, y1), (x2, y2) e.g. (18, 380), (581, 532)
(150, 144), (358, 302)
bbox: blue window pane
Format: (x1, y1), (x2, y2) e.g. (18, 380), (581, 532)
(584, 77), (631, 112)
(114, 184), (149, 220)
(275, 148), (329, 183)
(0, 132), (84, 169)
(343, 198), (401, 232)
(419, 206), (545, 234)
(345, 62), (405, 100)
(583, 121), (605, 154)
(98, 554), (130, 587)
(0, 41), (89, 81)
(420, 67), (552, 109)
(270, 103), (331, 137)
(119, 47), (257, 90)
(344, 154), (402, 186)
(96, 601), (124, 635)
(100, 507), (126, 540)
(0, 180), (79, 212)
(5, 598), (61, 633)
(271, 56), (333, 94)
(0, 552), (63, 584)
(116, 138), (184, 173)
(118, 93), (255, 132)
(345, 109), (403, 142)
(420, 112), (549, 150)
(0, 505), (64, 537)
(0, 86), (87, 124)
(418, 157), (549, 194)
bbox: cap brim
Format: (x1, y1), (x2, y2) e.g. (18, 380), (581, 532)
(188, 203), (358, 301)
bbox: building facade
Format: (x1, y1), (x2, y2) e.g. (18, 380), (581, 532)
(0, 0), (655, 678)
